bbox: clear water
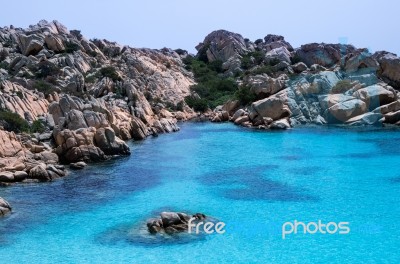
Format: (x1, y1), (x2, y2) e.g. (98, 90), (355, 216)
(1, 123), (400, 263)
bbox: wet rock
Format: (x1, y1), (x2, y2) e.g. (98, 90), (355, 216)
(0, 197), (11, 216)
(147, 211), (209, 235)
(70, 161), (87, 170)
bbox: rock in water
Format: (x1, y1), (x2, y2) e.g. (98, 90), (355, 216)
(0, 197), (12, 216)
(147, 212), (210, 235)
(70, 161), (87, 170)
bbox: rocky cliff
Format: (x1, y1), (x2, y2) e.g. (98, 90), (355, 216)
(0, 20), (195, 189)
(194, 30), (400, 129)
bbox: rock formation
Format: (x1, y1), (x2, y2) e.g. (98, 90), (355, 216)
(196, 30), (400, 129)
(0, 19), (195, 182)
(146, 212), (208, 235)
(0, 197), (11, 216)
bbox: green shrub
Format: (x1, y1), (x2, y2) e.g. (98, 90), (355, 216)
(0, 49), (9, 61)
(100, 66), (121, 81)
(197, 44), (210, 63)
(65, 41), (81, 53)
(88, 50), (97, 57)
(253, 65), (274, 75)
(255, 39), (263, 45)
(331, 80), (353, 94)
(241, 51), (264, 69)
(290, 54), (302, 65)
(208, 60), (223, 73)
(30, 120), (45, 133)
(176, 100), (184, 111)
(33, 80), (57, 94)
(174, 49), (187, 55)
(184, 96), (208, 112)
(235, 85), (257, 105)
(16, 91), (23, 99)
(85, 75), (97, 83)
(35, 61), (60, 79)
(269, 58), (281, 66)
(183, 54), (239, 111)
(0, 110), (30, 133)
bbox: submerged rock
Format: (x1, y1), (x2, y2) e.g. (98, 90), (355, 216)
(146, 211), (208, 235)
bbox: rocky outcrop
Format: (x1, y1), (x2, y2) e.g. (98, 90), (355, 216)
(0, 129), (65, 184)
(374, 52), (400, 89)
(146, 211), (207, 235)
(0, 197), (11, 216)
(295, 43), (357, 67)
(0, 81), (49, 121)
(196, 30), (249, 72)
(245, 74), (287, 97)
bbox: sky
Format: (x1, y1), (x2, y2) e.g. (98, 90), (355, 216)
(1, 0), (398, 55)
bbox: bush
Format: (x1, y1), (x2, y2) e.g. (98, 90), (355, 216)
(253, 65), (274, 75)
(33, 80), (57, 94)
(35, 61), (60, 79)
(174, 49), (187, 55)
(176, 100), (184, 111)
(197, 44), (210, 63)
(30, 120), (45, 133)
(331, 80), (353, 94)
(65, 41), (80, 53)
(269, 58), (281, 66)
(183, 54), (239, 111)
(255, 39), (263, 45)
(241, 51), (264, 70)
(100, 66), (122, 81)
(85, 75), (97, 83)
(290, 54), (302, 65)
(185, 96), (208, 112)
(0, 49), (9, 61)
(16, 91), (23, 99)
(235, 86), (257, 105)
(0, 110), (30, 133)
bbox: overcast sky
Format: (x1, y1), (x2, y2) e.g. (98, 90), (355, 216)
(1, 0), (398, 55)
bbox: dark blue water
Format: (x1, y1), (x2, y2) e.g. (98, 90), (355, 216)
(0, 123), (400, 263)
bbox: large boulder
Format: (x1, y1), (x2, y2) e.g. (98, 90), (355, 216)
(250, 91), (292, 120)
(324, 99), (367, 123)
(44, 34), (65, 52)
(295, 43), (357, 67)
(17, 34), (44, 56)
(0, 130), (24, 158)
(0, 197), (11, 216)
(374, 52), (400, 89)
(265, 47), (291, 64)
(352, 84), (397, 110)
(94, 127), (130, 156)
(196, 30), (248, 64)
(246, 74), (287, 97)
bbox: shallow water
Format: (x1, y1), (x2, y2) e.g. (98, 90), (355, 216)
(1, 123), (400, 263)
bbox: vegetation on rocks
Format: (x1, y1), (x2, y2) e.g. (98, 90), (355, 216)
(183, 55), (238, 110)
(99, 66), (121, 81)
(0, 110), (30, 133)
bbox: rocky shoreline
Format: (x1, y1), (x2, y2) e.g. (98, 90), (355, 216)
(1, 20), (400, 216)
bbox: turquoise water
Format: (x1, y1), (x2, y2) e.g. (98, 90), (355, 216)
(1, 122), (400, 263)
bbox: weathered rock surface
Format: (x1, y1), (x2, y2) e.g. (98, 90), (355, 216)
(0, 128), (65, 184)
